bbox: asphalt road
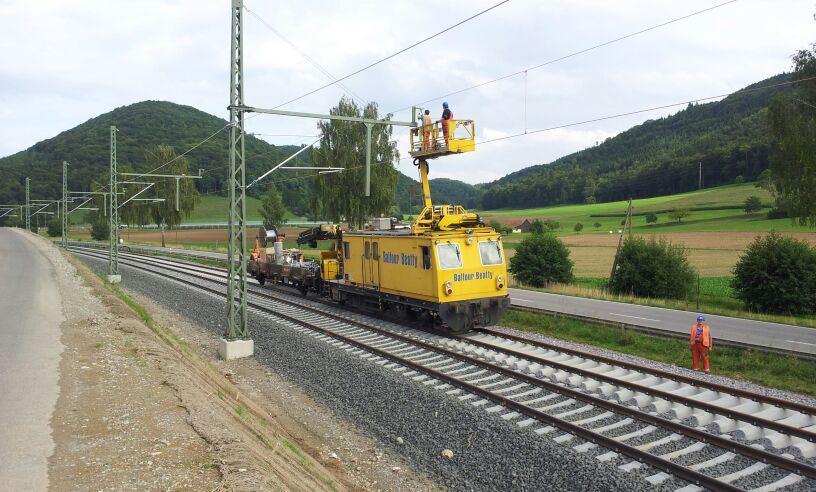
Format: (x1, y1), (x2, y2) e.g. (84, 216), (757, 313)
(0, 229), (65, 489)
(77, 241), (816, 357)
(510, 288), (816, 356)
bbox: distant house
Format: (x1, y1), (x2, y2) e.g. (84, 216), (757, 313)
(509, 219), (532, 234)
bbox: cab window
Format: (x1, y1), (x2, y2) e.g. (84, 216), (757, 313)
(343, 241), (350, 260)
(421, 246), (431, 270)
(478, 240), (503, 266)
(436, 242), (462, 270)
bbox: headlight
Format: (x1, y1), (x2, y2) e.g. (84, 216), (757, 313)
(444, 280), (453, 296)
(496, 275), (505, 290)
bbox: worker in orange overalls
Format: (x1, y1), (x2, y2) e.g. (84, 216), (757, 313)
(422, 109), (432, 151)
(690, 315), (713, 373)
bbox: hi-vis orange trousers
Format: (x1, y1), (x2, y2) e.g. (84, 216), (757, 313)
(691, 343), (710, 373)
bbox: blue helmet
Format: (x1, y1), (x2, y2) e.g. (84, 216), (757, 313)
(696, 315), (706, 322)
(442, 102), (449, 108)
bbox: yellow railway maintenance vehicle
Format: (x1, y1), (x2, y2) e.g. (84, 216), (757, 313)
(295, 115), (510, 333)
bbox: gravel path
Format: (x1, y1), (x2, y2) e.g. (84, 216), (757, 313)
(76, 254), (663, 491)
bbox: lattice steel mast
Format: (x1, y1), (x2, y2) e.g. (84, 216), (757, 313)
(227, 0), (248, 340)
(108, 126), (121, 283)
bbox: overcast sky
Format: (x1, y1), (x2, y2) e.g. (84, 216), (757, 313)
(1, 0), (813, 184)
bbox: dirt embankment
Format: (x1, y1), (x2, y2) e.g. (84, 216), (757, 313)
(26, 234), (344, 491)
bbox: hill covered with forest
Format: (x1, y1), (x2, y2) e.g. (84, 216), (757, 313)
(395, 173), (482, 214)
(0, 100), (316, 215)
(479, 73), (792, 209)
(0, 100), (480, 219)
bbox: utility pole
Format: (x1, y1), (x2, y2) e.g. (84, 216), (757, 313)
(223, 0), (252, 359)
(609, 198), (633, 282)
(62, 161), (68, 248)
(107, 126), (121, 284)
(25, 177), (30, 231)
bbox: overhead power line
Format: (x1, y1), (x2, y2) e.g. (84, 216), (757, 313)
(244, 4), (367, 105)
(271, 0), (511, 110)
(476, 74), (814, 147)
(392, 0), (739, 113)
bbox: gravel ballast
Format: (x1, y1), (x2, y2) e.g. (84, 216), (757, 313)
(76, 253), (665, 491)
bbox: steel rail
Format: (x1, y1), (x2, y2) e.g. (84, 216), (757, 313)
(478, 326), (816, 416)
(455, 334), (816, 442)
(69, 247), (816, 486)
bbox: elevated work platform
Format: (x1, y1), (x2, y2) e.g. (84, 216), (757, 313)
(409, 119), (475, 159)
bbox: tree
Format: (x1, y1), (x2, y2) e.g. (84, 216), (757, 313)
(47, 217), (61, 237)
(744, 195), (763, 214)
(585, 196), (596, 204)
(645, 213), (658, 224)
(311, 97), (398, 227)
(668, 207), (690, 223)
(768, 41), (816, 226)
(732, 232), (816, 314)
(755, 169), (773, 193)
(609, 236), (696, 299)
(573, 222), (584, 233)
(260, 184), (288, 230)
(734, 175), (745, 184)
(593, 222), (602, 229)
(144, 145), (200, 247)
(529, 219), (545, 235)
(508, 233), (573, 287)
(544, 219), (560, 231)
(89, 211), (109, 241)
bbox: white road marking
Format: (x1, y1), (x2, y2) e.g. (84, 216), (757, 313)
(785, 340), (816, 347)
(609, 313), (661, 323)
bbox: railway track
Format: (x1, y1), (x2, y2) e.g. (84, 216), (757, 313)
(70, 246), (816, 491)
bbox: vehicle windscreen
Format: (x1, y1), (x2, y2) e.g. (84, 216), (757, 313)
(436, 242), (463, 269)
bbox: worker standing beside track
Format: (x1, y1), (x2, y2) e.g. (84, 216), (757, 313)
(690, 315), (713, 373)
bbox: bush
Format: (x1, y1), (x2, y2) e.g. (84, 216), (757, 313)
(585, 196), (596, 204)
(609, 236), (696, 299)
(529, 219), (545, 235)
(645, 213), (658, 224)
(744, 195), (762, 214)
(488, 220), (511, 235)
(90, 215), (109, 241)
(767, 206), (788, 219)
(509, 233), (574, 287)
(573, 222), (584, 233)
(732, 232), (816, 314)
(734, 175), (745, 184)
(47, 217), (62, 237)
(543, 219), (560, 231)
(593, 222), (602, 229)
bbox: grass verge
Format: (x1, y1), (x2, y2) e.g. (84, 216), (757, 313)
(501, 309), (816, 397)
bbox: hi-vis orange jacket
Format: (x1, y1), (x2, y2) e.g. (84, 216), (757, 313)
(689, 324), (712, 348)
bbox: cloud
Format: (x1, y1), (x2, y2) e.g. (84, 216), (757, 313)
(1, 0), (814, 186)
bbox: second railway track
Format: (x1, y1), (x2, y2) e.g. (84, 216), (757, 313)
(70, 246), (816, 491)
